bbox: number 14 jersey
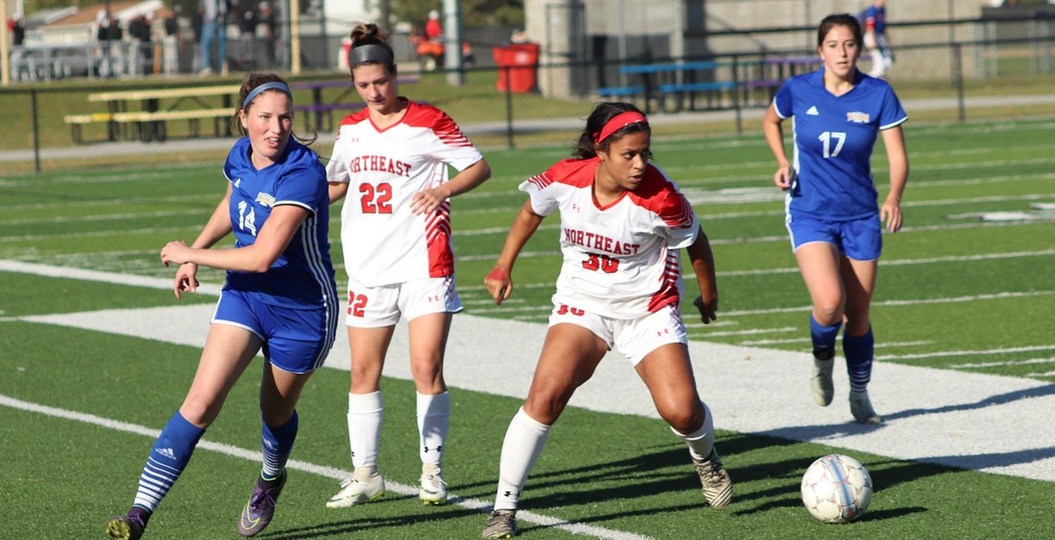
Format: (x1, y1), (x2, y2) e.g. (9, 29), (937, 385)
(523, 158), (699, 320)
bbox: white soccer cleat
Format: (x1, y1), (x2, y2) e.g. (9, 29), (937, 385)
(850, 390), (883, 424)
(810, 348), (835, 407)
(325, 474), (385, 508)
(693, 449), (733, 509)
(482, 509), (517, 539)
(419, 467), (448, 505)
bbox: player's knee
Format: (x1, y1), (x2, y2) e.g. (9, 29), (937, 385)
(658, 401), (703, 434)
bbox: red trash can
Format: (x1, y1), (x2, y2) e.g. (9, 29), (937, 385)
(492, 43), (540, 93)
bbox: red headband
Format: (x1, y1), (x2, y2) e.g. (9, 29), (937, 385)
(593, 111), (648, 144)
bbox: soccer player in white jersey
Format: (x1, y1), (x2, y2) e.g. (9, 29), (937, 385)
(762, 13), (909, 424)
(324, 22), (491, 509)
(107, 74), (338, 540)
(479, 102), (732, 539)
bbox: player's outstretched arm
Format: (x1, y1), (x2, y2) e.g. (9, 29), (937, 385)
(686, 225), (719, 324)
(161, 184), (234, 298)
(484, 200), (543, 305)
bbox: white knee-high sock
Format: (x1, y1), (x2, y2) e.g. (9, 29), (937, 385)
(494, 407), (551, 511)
(416, 391), (450, 469)
(347, 391), (383, 477)
(671, 402), (715, 461)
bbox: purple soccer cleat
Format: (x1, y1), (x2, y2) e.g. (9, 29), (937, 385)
(237, 472), (287, 537)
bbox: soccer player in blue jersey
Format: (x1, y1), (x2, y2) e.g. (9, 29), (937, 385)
(863, 0), (892, 78)
(762, 13), (909, 425)
(106, 73), (338, 540)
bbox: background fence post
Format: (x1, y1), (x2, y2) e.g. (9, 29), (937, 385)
(951, 43), (965, 123)
(32, 88), (41, 173)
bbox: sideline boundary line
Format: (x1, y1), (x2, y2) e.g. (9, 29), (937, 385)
(0, 394), (651, 540)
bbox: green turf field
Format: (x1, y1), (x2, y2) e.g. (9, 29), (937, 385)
(2, 117), (1053, 539)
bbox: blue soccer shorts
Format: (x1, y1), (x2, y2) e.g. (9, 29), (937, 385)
(212, 289), (337, 374)
(786, 213), (883, 262)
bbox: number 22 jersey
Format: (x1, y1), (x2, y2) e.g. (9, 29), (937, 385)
(326, 100), (484, 287)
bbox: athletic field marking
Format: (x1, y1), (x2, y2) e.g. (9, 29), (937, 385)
(6, 259), (1055, 483)
(466, 290), (1055, 317)
(740, 338), (933, 347)
(877, 345), (1055, 361)
(720, 290), (1055, 317)
(951, 357), (1055, 369)
(687, 327), (796, 337)
(0, 393), (651, 540)
(455, 248), (1055, 289)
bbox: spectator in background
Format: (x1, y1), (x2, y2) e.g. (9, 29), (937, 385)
(98, 14), (125, 77)
(200, 0), (229, 76)
(257, 1), (277, 68)
(163, 6), (181, 75)
(863, 0), (892, 78)
(425, 9), (442, 41)
(129, 14), (153, 75)
(8, 14), (26, 46)
(238, 1), (258, 68)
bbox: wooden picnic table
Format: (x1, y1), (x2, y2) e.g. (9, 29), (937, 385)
(87, 85), (240, 142)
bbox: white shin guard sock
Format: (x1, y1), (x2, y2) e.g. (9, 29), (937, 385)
(416, 391), (450, 468)
(671, 402), (716, 461)
(347, 391), (383, 475)
(494, 407), (551, 511)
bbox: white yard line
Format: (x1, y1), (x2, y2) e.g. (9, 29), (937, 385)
(2, 396), (651, 538)
(3, 260), (1054, 484)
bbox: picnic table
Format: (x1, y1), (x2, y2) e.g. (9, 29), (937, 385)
(599, 60), (740, 114)
(74, 85), (240, 143)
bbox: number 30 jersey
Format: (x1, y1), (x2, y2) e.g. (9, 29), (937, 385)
(523, 158), (699, 320)
(326, 100), (484, 287)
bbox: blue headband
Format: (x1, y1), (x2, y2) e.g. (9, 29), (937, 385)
(242, 81), (292, 109)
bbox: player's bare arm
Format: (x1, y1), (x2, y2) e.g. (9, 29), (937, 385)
(328, 181), (349, 204)
(762, 105), (793, 190)
(163, 184), (235, 298)
(485, 200), (544, 304)
(686, 226), (719, 324)
(411, 158), (492, 215)
(880, 125), (909, 233)
(162, 205), (309, 273)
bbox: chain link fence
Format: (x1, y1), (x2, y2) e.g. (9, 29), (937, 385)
(3, 14), (1054, 174)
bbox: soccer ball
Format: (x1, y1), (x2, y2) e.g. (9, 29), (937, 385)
(800, 454), (873, 523)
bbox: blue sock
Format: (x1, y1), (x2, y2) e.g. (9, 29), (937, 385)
(844, 328), (875, 393)
(261, 410), (299, 480)
(132, 412), (205, 513)
(810, 315), (842, 359)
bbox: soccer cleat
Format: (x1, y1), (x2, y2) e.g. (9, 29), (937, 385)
(850, 390), (883, 424)
(237, 471), (287, 537)
(482, 509), (518, 539)
(693, 449), (733, 509)
(810, 347), (835, 407)
(105, 511), (146, 540)
(419, 468), (449, 505)
(325, 473), (385, 508)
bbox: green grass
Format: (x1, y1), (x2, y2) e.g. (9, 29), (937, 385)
(2, 117), (1054, 538)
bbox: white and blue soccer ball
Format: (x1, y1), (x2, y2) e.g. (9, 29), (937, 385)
(800, 454), (873, 523)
